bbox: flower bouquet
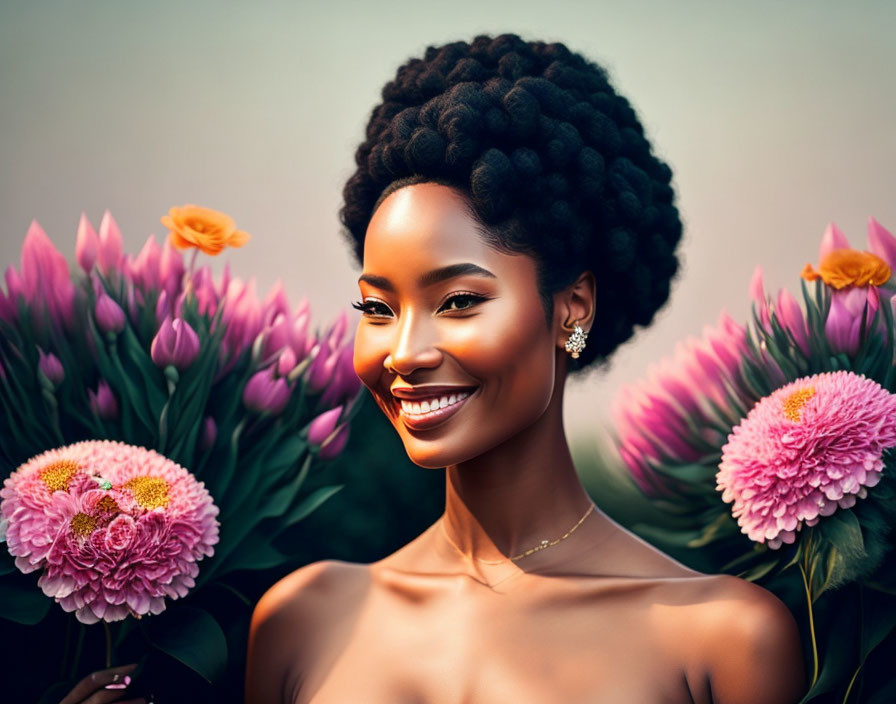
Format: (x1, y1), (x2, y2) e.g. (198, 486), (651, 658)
(606, 218), (896, 702)
(0, 206), (362, 700)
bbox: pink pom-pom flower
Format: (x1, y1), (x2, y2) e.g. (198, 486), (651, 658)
(717, 371), (896, 549)
(0, 439), (219, 624)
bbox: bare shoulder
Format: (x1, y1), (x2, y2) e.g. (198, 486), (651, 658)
(246, 560), (371, 704)
(684, 574), (807, 704)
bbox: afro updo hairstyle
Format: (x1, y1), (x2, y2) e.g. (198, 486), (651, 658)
(340, 33), (683, 376)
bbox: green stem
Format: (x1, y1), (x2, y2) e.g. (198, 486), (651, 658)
(798, 561), (819, 689)
(103, 621), (112, 668)
(59, 615), (72, 679)
(68, 622), (86, 680)
(842, 662), (862, 704)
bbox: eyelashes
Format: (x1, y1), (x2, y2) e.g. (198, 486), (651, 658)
(351, 292), (488, 318)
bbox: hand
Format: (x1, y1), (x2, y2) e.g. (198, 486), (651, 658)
(58, 663), (146, 704)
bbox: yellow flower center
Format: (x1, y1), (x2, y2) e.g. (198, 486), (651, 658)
(782, 387), (816, 422)
(801, 249), (891, 289)
(70, 512), (97, 538)
(124, 476), (170, 509)
(38, 460), (80, 492)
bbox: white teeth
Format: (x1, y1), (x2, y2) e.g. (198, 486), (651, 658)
(399, 390), (472, 416)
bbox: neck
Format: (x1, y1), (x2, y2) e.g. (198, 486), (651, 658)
(440, 366), (595, 566)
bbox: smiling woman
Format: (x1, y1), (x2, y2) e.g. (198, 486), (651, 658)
(246, 33), (806, 704)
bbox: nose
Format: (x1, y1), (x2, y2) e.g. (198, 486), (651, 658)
(384, 308), (442, 374)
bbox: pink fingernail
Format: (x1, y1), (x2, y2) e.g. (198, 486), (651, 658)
(104, 674), (132, 690)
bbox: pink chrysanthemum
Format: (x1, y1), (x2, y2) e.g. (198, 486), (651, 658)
(1, 439), (219, 623)
(717, 371), (896, 549)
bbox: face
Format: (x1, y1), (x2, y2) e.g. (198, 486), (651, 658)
(353, 182), (561, 469)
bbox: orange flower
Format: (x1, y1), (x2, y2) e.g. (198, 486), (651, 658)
(160, 204), (250, 256)
(800, 249), (890, 289)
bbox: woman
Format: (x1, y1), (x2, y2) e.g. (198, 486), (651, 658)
(247, 34), (806, 703)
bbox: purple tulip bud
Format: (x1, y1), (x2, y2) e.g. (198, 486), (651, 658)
(159, 239), (185, 301)
(325, 309), (349, 349)
(277, 347), (297, 377)
(320, 343), (361, 407)
(243, 366), (291, 415)
(95, 292), (126, 333)
(306, 341), (338, 393)
(319, 424), (350, 460)
(155, 289), (170, 324)
(89, 380), (118, 419)
(97, 211), (124, 275)
(262, 280), (290, 326)
(201, 416), (217, 451)
(307, 405), (343, 446)
(151, 316), (200, 370)
(38, 348), (65, 386)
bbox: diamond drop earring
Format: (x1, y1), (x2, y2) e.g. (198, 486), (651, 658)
(564, 321), (588, 359)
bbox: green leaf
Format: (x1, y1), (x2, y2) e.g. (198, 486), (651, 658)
(273, 484), (344, 537)
(0, 580), (52, 624)
(146, 605), (227, 683)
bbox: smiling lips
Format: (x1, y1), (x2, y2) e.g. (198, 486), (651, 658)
(391, 387), (478, 430)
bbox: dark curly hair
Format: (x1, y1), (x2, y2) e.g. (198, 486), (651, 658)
(339, 33), (683, 375)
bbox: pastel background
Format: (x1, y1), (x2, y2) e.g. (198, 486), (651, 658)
(2, 0), (894, 453)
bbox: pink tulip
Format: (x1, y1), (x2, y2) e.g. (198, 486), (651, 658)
(200, 416), (217, 451)
(130, 235), (163, 291)
(243, 366), (291, 415)
(826, 286), (880, 355)
(89, 380), (118, 419)
(218, 262), (231, 299)
(95, 292), (126, 333)
(817, 222), (851, 263)
(38, 348), (64, 386)
(97, 211), (124, 276)
(75, 213), (99, 273)
(867, 217), (896, 273)
(19, 220), (75, 330)
(192, 266), (218, 317)
(307, 406), (343, 446)
(151, 316), (200, 370)
(748, 266), (770, 329)
(775, 289), (810, 356)
(319, 424), (350, 460)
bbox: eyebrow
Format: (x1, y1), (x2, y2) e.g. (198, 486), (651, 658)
(358, 262), (496, 291)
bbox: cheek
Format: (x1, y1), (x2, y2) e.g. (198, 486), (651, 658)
(352, 326), (382, 390)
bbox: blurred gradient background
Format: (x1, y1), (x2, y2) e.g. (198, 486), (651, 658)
(2, 0), (895, 456)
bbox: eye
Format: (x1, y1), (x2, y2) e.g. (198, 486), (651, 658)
(438, 293), (487, 313)
(351, 299), (392, 317)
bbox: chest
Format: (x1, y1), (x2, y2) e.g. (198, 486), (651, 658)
(295, 578), (700, 704)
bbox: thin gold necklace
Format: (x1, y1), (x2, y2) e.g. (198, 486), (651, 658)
(439, 503), (595, 564)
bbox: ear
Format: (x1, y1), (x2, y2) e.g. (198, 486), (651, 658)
(554, 270), (596, 346)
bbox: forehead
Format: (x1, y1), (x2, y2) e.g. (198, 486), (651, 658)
(362, 183), (498, 273)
